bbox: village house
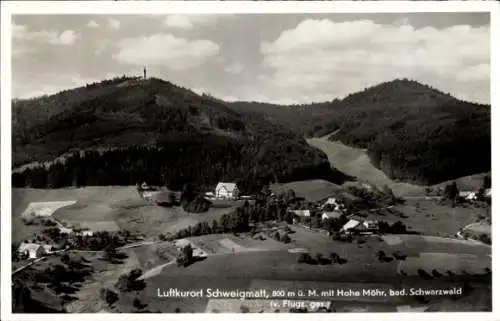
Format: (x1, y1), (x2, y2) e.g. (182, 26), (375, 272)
(215, 182), (239, 200)
(18, 243), (54, 259)
(321, 211), (342, 221)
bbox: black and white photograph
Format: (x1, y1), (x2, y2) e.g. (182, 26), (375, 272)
(1, 1), (498, 319)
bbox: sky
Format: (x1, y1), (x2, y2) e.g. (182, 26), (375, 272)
(12, 13), (490, 104)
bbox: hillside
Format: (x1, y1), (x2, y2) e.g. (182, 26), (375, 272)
(232, 79), (491, 185)
(12, 76), (349, 193)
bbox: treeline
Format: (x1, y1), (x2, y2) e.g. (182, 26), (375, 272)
(13, 136), (343, 194)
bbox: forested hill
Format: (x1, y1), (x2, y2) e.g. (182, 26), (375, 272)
(12, 76), (350, 193)
(230, 79), (491, 185)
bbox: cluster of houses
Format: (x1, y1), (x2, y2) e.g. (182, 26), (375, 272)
(289, 197), (379, 235)
(19, 217), (94, 260)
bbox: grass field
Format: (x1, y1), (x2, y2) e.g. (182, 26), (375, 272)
(12, 187), (239, 242)
(307, 137), (490, 197)
(393, 199), (490, 237)
(121, 239), (490, 313)
(271, 179), (341, 201)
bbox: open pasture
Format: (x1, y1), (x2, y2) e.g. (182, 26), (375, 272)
(271, 179), (341, 201)
(21, 201), (77, 218)
(394, 199), (490, 237)
(158, 250), (400, 282)
(381, 234), (491, 257)
(187, 234), (287, 255)
(307, 137), (489, 197)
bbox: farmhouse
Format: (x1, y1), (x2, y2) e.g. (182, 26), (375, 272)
(321, 211), (342, 220)
(215, 182), (239, 199)
(18, 243), (54, 259)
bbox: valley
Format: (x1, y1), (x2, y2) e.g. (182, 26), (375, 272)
(10, 76), (492, 314)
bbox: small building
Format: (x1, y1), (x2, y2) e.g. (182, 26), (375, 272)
(215, 182), (239, 199)
(363, 220), (378, 229)
(341, 219), (361, 233)
(18, 243), (53, 259)
(58, 226), (73, 234)
(321, 211), (342, 220)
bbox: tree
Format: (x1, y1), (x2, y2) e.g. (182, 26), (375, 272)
(483, 175), (491, 189)
(177, 244), (193, 267)
(390, 221), (407, 234)
(167, 191), (176, 205)
(61, 254), (71, 265)
(297, 253), (312, 264)
(133, 298), (147, 311)
(443, 182), (459, 200)
(284, 189), (296, 203)
(101, 288), (119, 307)
(329, 252), (340, 264)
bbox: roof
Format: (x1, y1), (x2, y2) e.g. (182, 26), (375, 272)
(216, 182), (238, 192)
(322, 211), (342, 219)
(324, 197), (339, 205)
(18, 243), (54, 253)
(342, 219), (361, 231)
(18, 243), (41, 253)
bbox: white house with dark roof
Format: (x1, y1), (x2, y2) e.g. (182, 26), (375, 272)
(215, 182), (239, 199)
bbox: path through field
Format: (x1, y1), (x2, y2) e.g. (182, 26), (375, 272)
(307, 136), (489, 196)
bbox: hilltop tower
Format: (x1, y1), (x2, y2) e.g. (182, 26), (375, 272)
(143, 66), (147, 79)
